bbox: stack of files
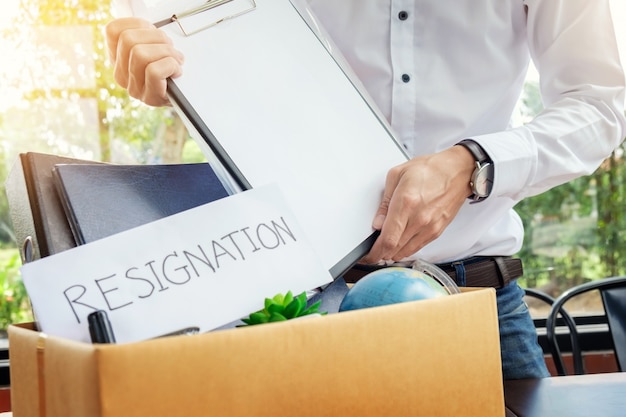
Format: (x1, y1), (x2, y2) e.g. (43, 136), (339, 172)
(6, 152), (88, 261)
(5, 152), (231, 261)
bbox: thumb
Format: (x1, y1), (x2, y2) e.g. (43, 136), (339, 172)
(372, 164), (404, 230)
(372, 196), (390, 230)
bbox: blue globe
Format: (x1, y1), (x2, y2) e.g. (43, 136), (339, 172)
(339, 266), (450, 311)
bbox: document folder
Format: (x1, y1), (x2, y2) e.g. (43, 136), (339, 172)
(134, 0), (409, 278)
(5, 153), (87, 261)
(53, 162), (230, 245)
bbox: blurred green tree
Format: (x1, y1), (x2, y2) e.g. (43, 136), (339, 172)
(0, 0), (205, 246)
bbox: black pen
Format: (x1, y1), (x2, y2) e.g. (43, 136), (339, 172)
(88, 310), (117, 344)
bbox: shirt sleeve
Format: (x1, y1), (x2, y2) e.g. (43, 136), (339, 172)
(476, 0), (626, 201)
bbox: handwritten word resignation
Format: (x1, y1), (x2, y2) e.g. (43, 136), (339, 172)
(63, 216), (298, 323)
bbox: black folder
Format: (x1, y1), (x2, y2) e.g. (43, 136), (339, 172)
(52, 162), (230, 245)
(5, 152), (90, 261)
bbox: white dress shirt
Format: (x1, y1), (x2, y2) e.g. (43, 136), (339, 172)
(115, 0), (626, 263)
(302, 0), (626, 262)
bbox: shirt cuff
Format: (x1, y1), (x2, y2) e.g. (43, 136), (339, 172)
(468, 128), (536, 201)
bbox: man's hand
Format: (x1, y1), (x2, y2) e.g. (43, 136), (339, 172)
(105, 18), (185, 107)
(361, 145), (476, 264)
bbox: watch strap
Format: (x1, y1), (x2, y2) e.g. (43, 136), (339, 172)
(457, 139), (490, 165)
(457, 139), (493, 202)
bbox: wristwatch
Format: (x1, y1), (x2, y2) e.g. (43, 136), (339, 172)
(456, 139), (494, 203)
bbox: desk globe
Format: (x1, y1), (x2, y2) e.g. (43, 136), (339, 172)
(339, 265), (455, 312)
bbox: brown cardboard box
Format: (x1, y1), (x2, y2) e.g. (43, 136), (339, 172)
(9, 289), (504, 417)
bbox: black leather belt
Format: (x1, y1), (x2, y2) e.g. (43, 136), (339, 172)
(343, 256), (523, 289)
(434, 257), (523, 289)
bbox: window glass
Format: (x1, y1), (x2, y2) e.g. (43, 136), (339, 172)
(518, 62), (626, 319)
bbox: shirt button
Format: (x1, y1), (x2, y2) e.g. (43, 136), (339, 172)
(401, 74), (411, 83)
(398, 11), (409, 20)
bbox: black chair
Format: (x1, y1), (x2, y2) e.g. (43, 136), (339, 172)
(523, 288), (577, 369)
(523, 287), (557, 333)
(546, 276), (626, 375)
(524, 287), (557, 306)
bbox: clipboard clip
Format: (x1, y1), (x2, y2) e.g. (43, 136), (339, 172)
(171, 0), (257, 36)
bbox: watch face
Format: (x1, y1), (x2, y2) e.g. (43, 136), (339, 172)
(472, 163), (494, 198)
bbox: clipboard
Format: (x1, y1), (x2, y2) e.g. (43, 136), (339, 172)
(138, 0), (409, 278)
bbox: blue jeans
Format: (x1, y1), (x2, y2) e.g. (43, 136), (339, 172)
(496, 281), (550, 379)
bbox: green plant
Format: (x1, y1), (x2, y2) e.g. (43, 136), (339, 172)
(0, 252), (33, 331)
(240, 291), (326, 326)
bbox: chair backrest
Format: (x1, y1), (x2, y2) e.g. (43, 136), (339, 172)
(546, 276), (626, 375)
(524, 287), (556, 306)
(524, 287), (577, 375)
(601, 285), (626, 372)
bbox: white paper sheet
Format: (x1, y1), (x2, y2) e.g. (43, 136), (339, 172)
(21, 185), (332, 343)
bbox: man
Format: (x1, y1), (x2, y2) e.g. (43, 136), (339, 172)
(106, 0), (626, 379)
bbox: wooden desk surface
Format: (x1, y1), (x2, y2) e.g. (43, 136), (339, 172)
(504, 372), (626, 417)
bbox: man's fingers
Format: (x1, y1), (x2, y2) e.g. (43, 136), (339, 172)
(118, 29), (180, 87)
(390, 224), (441, 260)
(373, 188), (418, 261)
(371, 162), (407, 231)
(372, 199), (389, 230)
(363, 165), (404, 262)
(143, 57), (184, 106)
(105, 18), (154, 66)
(111, 24), (182, 91)
(125, 56), (182, 106)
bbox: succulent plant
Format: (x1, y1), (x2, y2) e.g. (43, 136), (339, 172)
(240, 291), (325, 326)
